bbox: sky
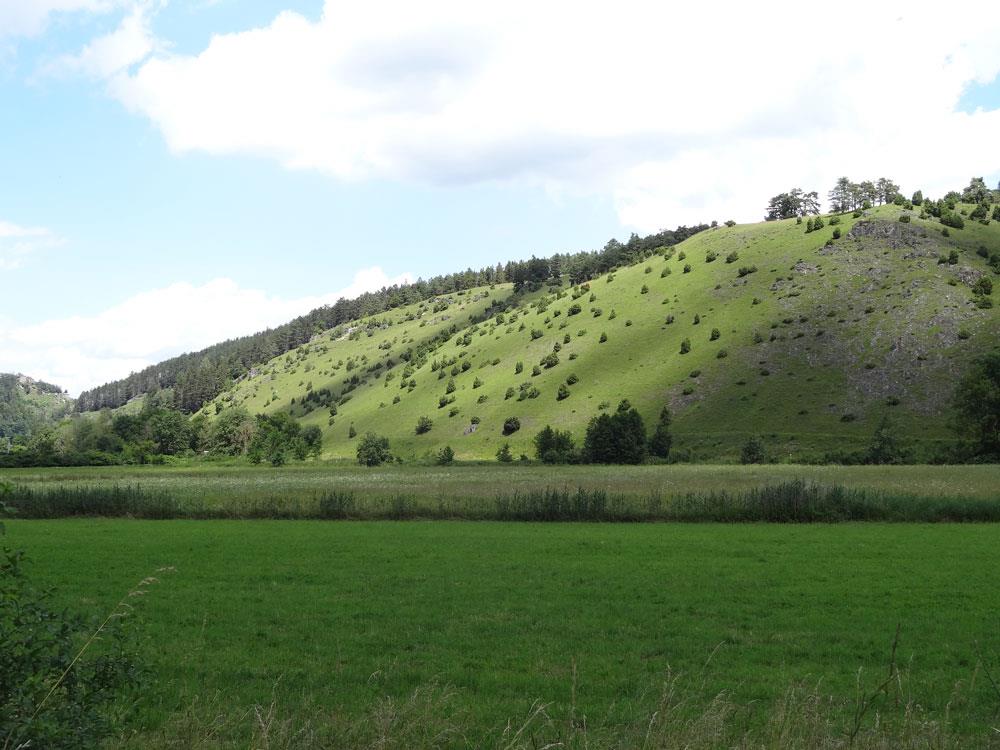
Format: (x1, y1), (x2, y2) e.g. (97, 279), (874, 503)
(1, 1), (999, 395)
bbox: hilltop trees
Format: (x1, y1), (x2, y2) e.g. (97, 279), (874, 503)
(827, 176), (901, 213)
(875, 177), (900, 205)
(765, 188), (820, 221)
(962, 177), (992, 205)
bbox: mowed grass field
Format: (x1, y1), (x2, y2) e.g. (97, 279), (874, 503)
(6, 518), (1000, 747)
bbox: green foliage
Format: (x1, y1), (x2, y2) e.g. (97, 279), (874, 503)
(502, 416), (521, 435)
(709, 328), (720, 341)
(1, 541), (146, 749)
(533, 425), (576, 463)
(679, 338), (691, 354)
(953, 351), (1000, 458)
(940, 211), (965, 229)
(864, 416), (908, 465)
(584, 400), (647, 464)
(495, 442), (513, 463)
(414, 416), (433, 435)
(356, 432), (391, 466)
(435, 445), (455, 465)
(647, 407), (672, 459)
(599, 332), (608, 343)
(248, 412), (315, 465)
(556, 383), (570, 401)
(740, 435), (765, 464)
(972, 277), (993, 297)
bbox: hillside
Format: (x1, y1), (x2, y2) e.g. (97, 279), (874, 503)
(199, 203), (999, 461)
(0, 374), (72, 442)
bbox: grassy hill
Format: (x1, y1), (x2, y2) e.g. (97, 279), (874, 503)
(0, 374), (72, 441)
(198, 203), (999, 462)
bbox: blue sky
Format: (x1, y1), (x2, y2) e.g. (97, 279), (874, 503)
(1, 1), (999, 394)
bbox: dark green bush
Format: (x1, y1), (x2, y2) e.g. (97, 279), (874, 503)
(356, 433), (391, 466)
(502, 417), (521, 435)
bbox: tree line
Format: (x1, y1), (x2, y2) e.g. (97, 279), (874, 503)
(768, 176), (1000, 220)
(0, 394), (321, 468)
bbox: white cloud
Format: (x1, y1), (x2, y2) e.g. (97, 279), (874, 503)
(96, 0), (1000, 229)
(0, 0), (121, 38)
(41, 3), (157, 78)
(0, 220), (62, 270)
(0, 267), (412, 396)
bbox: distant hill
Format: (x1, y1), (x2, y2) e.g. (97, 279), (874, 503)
(195, 203), (1000, 462)
(73, 224), (706, 414)
(0, 373), (72, 441)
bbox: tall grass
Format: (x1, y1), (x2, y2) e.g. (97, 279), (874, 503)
(6, 479), (1000, 522)
(115, 668), (989, 749)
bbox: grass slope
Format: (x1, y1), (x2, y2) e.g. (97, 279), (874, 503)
(202, 204), (1000, 461)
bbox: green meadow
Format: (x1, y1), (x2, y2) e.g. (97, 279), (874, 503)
(6, 518), (1000, 747)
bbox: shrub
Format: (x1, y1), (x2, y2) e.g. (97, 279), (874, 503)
(740, 436), (765, 464)
(445, 378), (456, 394)
(414, 416), (433, 435)
(972, 276), (993, 297)
(356, 433), (391, 466)
(725, 219), (736, 227)
(705, 251), (718, 263)
(689, 369), (701, 378)
(953, 350), (1000, 458)
(566, 373), (579, 385)
(898, 215), (911, 223)
(556, 383), (570, 401)
(679, 338), (691, 354)
(540, 352), (559, 368)
(496, 443), (514, 463)
(683, 264), (692, 273)
(0, 513), (147, 749)
(502, 416), (521, 435)
(660, 267), (671, 278)
(533, 425), (576, 463)
(737, 265), (758, 277)
(693, 313), (700, 325)
(717, 349), (728, 359)
(473, 377), (483, 388)
(568, 303), (582, 316)
(940, 212), (965, 229)
(348, 424), (357, 439)
(530, 329), (544, 340)
(435, 445), (455, 465)
(725, 251), (739, 264)
(640, 284), (649, 294)
(647, 407), (672, 459)
(599, 332), (608, 343)
(832, 228), (841, 239)
(584, 400), (647, 464)
(710, 328), (720, 341)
